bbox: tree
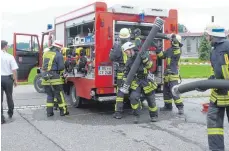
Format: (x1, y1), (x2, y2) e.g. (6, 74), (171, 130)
(178, 23), (188, 33)
(198, 36), (211, 61)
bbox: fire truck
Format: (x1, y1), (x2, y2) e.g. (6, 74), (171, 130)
(13, 2), (178, 108)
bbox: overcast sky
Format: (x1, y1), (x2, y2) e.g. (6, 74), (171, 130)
(1, 0), (229, 44)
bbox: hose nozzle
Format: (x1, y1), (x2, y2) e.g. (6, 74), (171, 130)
(172, 85), (180, 97)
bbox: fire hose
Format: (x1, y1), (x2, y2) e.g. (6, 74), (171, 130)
(171, 79), (229, 97)
(120, 17), (164, 94)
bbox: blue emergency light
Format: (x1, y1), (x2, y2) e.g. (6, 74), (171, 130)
(139, 11), (145, 22)
(47, 24), (53, 30)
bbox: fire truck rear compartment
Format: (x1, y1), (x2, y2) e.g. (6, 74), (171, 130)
(114, 22), (164, 86)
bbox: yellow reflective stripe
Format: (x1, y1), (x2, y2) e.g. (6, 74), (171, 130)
(149, 106), (158, 112)
(164, 76), (169, 83)
(164, 99), (173, 103)
(59, 91), (67, 113)
(116, 97), (124, 102)
(117, 72), (124, 79)
(165, 74), (180, 82)
(142, 58), (148, 63)
(174, 99), (183, 104)
(210, 90), (229, 106)
(143, 68), (148, 74)
(166, 58), (171, 65)
(46, 103), (54, 107)
(43, 51), (56, 71)
(143, 82), (157, 94)
(145, 61), (153, 69)
(122, 52), (128, 64)
(41, 78), (64, 85)
(157, 51), (163, 57)
(54, 98), (57, 102)
(222, 65), (229, 80)
(131, 103), (139, 110)
(173, 49), (181, 55)
(224, 54), (229, 65)
(130, 81), (139, 90)
(207, 128), (224, 135)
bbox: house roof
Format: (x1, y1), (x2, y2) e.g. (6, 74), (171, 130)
(179, 32), (203, 37)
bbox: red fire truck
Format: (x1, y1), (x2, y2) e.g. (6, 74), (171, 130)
(13, 2), (178, 108)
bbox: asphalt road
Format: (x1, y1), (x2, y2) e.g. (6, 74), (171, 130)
(1, 79), (229, 151)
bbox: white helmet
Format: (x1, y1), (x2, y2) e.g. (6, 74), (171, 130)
(43, 47), (50, 53)
(204, 24), (226, 37)
(51, 40), (64, 48)
(175, 34), (182, 43)
(122, 42), (135, 52)
(119, 28), (131, 39)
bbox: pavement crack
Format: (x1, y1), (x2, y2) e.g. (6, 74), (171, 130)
(140, 124), (206, 151)
(17, 110), (66, 151)
(112, 130), (161, 151)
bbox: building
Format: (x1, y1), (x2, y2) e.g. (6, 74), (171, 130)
(179, 32), (203, 58)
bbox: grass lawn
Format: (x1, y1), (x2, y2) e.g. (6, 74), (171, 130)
(180, 58), (209, 63)
(179, 65), (211, 78)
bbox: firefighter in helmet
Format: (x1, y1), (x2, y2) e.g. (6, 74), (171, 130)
(155, 34), (184, 115)
(41, 40), (69, 117)
(122, 42), (158, 123)
(198, 24), (229, 151)
(43, 47), (58, 110)
(109, 28), (131, 119)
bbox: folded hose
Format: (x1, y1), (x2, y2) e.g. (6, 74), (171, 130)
(172, 79), (229, 97)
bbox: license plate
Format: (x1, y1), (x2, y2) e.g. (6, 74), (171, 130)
(98, 66), (112, 75)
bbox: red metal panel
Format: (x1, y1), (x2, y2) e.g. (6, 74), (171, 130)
(95, 12), (114, 88)
(96, 87), (115, 94)
(68, 77), (95, 100)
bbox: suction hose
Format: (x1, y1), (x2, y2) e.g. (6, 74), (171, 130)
(120, 17), (164, 94)
(172, 79), (229, 97)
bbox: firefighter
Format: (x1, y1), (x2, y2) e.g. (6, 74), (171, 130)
(122, 42), (158, 123)
(200, 24), (229, 151)
(155, 34), (184, 115)
(43, 47), (58, 110)
(41, 40), (69, 117)
(110, 28), (130, 119)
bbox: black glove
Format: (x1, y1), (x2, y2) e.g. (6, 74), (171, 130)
(140, 51), (149, 60)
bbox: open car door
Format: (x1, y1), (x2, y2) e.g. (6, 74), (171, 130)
(13, 33), (40, 82)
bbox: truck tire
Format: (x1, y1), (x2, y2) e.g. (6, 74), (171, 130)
(69, 84), (82, 108)
(34, 74), (45, 93)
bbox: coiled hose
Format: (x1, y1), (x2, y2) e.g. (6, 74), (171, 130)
(172, 79), (229, 97)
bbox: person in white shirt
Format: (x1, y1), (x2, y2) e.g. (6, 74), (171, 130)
(1, 40), (19, 124)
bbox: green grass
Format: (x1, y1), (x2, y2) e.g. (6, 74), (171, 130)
(180, 58), (209, 63)
(180, 65), (211, 78)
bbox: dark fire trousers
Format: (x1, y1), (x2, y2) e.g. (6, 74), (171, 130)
(129, 78), (158, 117)
(163, 80), (183, 108)
(1, 75), (14, 118)
(207, 102), (229, 151)
(44, 85), (68, 114)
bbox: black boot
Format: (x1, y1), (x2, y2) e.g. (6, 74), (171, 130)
(54, 103), (58, 110)
(60, 107), (69, 116)
(177, 106), (184, 115)
(134, 115), (140, 124)
(160, 103), (173, 111)
(113, 111), (123, 119)
(150, 111), (159, 122)
(47, 107), (54, 117)
(1, 116), (6, 124)
(47, 112), (54, 117)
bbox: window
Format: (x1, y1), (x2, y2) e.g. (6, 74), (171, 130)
(186, 38), (191, 53)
